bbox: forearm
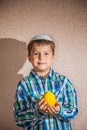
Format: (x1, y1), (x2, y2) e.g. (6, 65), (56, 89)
(14, 106), (46, 127)
(56, 105), (78, 121)
(13, 84), (46, 128)
(56, 77), (78, 121)
(56, 92), (78, 121)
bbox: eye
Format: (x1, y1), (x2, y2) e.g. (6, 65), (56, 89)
(45, 52), (49, 55)
(33, 52), (39, 55)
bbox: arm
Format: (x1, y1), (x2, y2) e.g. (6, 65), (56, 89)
(46, 78), (78, 121)
(13, 80), (46, 128)
(55, 78), (78, 121)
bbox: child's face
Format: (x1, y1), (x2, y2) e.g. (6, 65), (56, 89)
(28, 44), (54, 76)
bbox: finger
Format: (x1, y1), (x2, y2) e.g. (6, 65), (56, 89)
(47, 106), (53, 114)
(49, 106), (56, 114)
(45, 109), (49, 113)
(52, 105), (60, 113)
(45, 109), (49, 114)
(38, 99), (45, 106)
(55, 102), (61, 106)
(43, 103), (48, 110)
(47, 105), (59, 115)
(42, 103), (48, 111)
(40, 101), (48, 110)
(47, 106), (56, 115)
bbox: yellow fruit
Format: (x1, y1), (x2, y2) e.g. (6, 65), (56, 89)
(42, 91), (56, 106)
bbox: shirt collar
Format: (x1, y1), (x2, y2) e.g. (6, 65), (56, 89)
(29, 68), (56, 82)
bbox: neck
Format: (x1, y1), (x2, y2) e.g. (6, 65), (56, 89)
(34, 68), (50, 78)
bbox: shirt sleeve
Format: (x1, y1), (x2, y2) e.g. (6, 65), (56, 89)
(55, 77), (78, 121)
(13, 80), (46, 128)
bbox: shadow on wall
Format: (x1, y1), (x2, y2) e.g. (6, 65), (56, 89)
(0, 38), (27, 130)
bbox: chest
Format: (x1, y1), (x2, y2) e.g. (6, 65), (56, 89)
(28, 78), (64, 103)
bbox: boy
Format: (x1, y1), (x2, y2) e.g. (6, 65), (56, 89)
(13, 34), (78, 130)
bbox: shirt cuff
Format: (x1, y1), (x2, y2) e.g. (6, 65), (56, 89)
(35, 108), (46, 117)
(58, 106), (63, 116)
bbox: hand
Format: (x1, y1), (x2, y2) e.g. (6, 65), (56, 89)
(47, 102), (60, 115)
(38, 100), (60, 115)
(37, 98), (48, 114)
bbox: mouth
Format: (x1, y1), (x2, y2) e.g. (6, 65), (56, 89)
(38, 62), (46, 65)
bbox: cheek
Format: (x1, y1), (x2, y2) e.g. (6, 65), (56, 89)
(48, 56), (54, 61)
(47, 59), (53, 64)
(32, 57), (39, 63)
(28, 57), (34, 63)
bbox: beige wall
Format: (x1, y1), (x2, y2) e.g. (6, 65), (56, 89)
(0, 0), (87, 130)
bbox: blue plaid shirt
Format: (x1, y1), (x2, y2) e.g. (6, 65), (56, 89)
(13, 68), (78, 130)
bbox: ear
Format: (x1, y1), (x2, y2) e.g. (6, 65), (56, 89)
(28, 55), (31, 63)
(52, 55), (55, 62)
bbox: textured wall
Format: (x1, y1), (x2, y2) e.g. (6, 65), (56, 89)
(0, 0), (87, 130)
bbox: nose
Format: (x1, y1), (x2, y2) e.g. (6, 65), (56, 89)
(39, 53), (44, 60)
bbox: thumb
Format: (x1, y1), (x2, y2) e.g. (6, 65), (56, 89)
(54, 102), (61, 106)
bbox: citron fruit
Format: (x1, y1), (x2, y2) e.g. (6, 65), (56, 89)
(42, 91), (56, 106)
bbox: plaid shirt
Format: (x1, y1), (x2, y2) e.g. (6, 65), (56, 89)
(13, 68), (78, 130)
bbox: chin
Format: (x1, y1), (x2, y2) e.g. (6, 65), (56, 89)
(38, 68), (46, 71)
(37, 67), (49, 72)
